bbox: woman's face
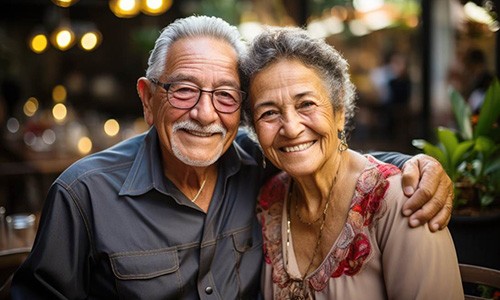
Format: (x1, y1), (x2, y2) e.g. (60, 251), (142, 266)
(250, 59), (344, 177)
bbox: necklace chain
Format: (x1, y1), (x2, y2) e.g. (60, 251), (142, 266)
(286, 161), (341, 281)
(191, 178), (207, 202)
(293, 187), (322, 225)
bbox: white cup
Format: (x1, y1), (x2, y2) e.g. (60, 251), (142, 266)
(6, 213), (36, 248)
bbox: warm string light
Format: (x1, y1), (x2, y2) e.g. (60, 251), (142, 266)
(109, 0), (172, 18)
(29, 25), (102, 53)
(51, 0), (79, 8)
(29, 33), (49, 53)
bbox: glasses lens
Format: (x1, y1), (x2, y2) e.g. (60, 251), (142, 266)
(168, 83), (199, 109)
(213, 90), (242, 113)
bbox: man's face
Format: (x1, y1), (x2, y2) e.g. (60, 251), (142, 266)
(142, 37), (241, 167)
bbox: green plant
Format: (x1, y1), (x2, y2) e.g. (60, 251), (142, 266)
(412, 78), (500, 213)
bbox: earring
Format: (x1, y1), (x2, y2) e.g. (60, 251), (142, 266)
(258, 146), (267, 169)
(338, 130), (348, 152)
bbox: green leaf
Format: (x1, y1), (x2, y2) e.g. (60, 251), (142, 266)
(450, 87), (473, 140)
(475, 136), (495, 154)
(474, 77), (500, 139)
(480, 194), (495, 206)
(451, 140), (475, 170)
(437, 127), (458, 156)
(437, 127), (458, 167)
(484, 156), (500, 174)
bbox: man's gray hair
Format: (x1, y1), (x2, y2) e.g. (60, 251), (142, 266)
(146, 15), (247, 81)
(241, 26), (356, 130)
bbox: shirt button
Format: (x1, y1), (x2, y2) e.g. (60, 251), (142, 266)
(205, 286), (213, 295)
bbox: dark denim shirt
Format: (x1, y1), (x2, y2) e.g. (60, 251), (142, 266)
(12, 127), (266, 300)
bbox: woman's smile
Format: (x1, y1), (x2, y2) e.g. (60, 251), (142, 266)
(281, 141), (316, 153)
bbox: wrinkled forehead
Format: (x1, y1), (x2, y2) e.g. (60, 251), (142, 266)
(164, 37), (241, 87)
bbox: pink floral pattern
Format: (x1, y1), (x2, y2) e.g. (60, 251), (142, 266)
(257, 156), (400, 295)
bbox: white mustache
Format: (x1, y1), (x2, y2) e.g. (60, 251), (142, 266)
(172, 121), (227, 138)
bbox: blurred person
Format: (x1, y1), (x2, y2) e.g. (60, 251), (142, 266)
(242, 26), (463, 299)
(463, 48), (494, 114)
(369, 51), (412, 139)
(11, 15), (453, 299)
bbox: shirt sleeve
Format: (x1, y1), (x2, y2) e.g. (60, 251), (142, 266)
(375, 175), (463, 300)
(369, 152), (410, 169)
(11, 182), (91, 299)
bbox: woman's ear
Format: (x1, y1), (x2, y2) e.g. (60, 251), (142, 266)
(335, 108), (345, 131)
(137, 77), (154, 126)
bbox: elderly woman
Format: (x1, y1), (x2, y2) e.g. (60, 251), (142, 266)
(242, 27), (463, 299)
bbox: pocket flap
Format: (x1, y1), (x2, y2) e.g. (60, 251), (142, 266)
(232, 227), (253, 253)
(110, 249), (179, 280)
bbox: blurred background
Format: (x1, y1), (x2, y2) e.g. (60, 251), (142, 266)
(0, 0), (498, 213)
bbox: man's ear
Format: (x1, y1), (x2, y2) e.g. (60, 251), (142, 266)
(137, 77), (154, 126)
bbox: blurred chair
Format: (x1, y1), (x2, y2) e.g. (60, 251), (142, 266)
(0, 248), (31, 300)
(460, 263), (500, 300)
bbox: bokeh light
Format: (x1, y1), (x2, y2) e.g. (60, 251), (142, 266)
(104, 119), (120, 136)
(77, 136), (93, 155)
(52, 103), (68, 122)
(29, 34), (48, 54)
(109, 0), (140, 18)
(52, 85), (67, 103)
(23, 97), (39, 117)
(141, 0), (172, 16)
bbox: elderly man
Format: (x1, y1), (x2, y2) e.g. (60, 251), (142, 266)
(12, 15), (452, 299)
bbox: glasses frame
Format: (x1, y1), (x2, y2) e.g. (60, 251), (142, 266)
(149, 78), (245, 114)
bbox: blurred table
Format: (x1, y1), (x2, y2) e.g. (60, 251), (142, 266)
(0, 142), (81, 213)
(0, 213), (37, 255)
(0, 212), (37, 289)
(0, 141), (81, 176)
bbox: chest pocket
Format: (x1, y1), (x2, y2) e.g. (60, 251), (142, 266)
(109, 248), (182, 299)
(230, 225), (263, 299)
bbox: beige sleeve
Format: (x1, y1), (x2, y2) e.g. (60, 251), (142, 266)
(375, 175), (464, 300)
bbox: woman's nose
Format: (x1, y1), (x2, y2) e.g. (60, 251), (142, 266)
(279, 111), (304, 138)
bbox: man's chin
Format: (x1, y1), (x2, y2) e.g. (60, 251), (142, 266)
(172, 149), (222, 167)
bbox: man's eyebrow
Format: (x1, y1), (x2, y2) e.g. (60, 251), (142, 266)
(216, 80), (241, 89)
(165, 74), (196, 83)
(166, 74), (240, 89)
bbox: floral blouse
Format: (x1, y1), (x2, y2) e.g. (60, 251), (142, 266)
(257, 156), (463, 300)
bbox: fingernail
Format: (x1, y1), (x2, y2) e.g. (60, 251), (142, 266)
(404, 186), (414, 195)
(409, 219), (420, 227)
(431, 223), (440, 231)
(403, 209), (412, 216)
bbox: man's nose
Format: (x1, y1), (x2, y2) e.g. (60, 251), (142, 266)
(190, 92), (218, 124)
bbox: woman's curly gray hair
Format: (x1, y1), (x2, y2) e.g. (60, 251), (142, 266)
(241, 26), (356, 133)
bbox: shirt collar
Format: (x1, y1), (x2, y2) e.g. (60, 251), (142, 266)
(119, 126), (257, 197)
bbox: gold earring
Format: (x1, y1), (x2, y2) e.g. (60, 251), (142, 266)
(338, 130), (348, 152)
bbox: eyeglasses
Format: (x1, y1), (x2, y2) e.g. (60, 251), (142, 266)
(149, 79), (245, 114)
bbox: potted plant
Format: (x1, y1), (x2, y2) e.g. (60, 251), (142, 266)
(412, 77), (500, 270)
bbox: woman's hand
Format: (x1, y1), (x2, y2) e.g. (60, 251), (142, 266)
(400, 154), (454, 232)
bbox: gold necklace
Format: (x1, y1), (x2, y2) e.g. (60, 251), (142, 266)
(293, 186), (322, 225)
(286, 161), (341, 280)
(191, 178), (207, 202)
(293, 164), (341, 226)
